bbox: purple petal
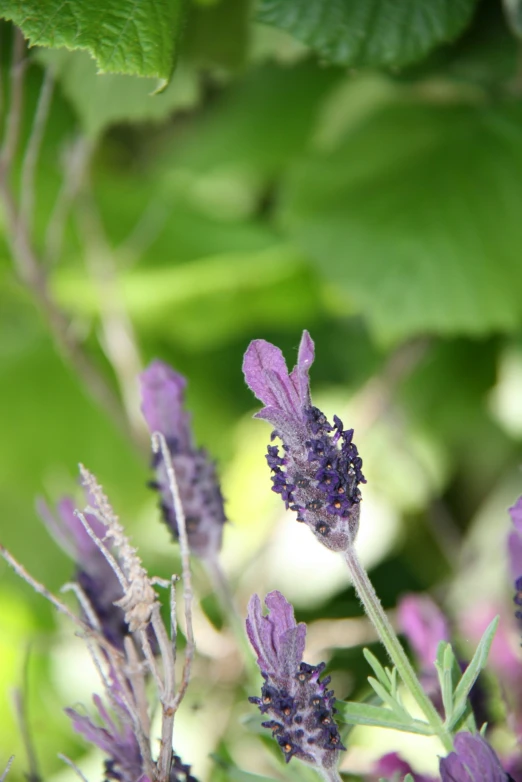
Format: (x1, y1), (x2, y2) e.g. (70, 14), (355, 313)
(242, 340), (300, 417)
(398, 594), (449, 670)
(289, 330), (314, 408)
(440, 732), (508, 782)
(246, 591), (306, 679)
(509, 496), (522, 534)
(139, 360), (191, 449)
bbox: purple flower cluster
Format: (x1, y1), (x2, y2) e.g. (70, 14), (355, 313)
(246, 590), (344, 771)
(66, 681), (198, 782)
(38, 495), (128, 649)
(243, 331), (366, 552)
(140, 360), (227, 560)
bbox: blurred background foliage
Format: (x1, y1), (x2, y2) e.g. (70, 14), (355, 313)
(2, 0), (522, 779)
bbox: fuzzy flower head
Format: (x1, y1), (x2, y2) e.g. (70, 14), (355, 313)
(243, 331), (365, 552)
(38, 496), (128, 649)
(140, 360), (227, 559)
(439, 732), (509, 781)
(246, 590), (344, 770)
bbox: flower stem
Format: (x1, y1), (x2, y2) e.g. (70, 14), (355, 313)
(204, 553), (259, 682)
(319, 767), (343, 782)
(343, 544), (453, 753)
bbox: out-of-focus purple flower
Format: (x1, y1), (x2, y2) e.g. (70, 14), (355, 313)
(242, 331), (365, 552)
(66, 688), (198, 782)
(140, 360), (226, 560)
(439, 732), (509, 782)
(374, 752), (437, 782)
(508, 497), (522, 624)
(66, 693), (143, 782)
(38, 496), (128, 649)
(246, 591), (344, 771)
(398, 593), (449, 713)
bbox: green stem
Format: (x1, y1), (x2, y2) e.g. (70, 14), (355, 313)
(343, 545), (453, 753)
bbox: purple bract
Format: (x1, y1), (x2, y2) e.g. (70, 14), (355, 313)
(439, 732), (509, 782)
(243, 331), (365, 552)
(140, 360), (227, 559)
(246, 590), (344, 770)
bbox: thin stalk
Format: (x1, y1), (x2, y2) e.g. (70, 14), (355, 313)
(343, 544), (453, 753)
(203, 553), (258, 681)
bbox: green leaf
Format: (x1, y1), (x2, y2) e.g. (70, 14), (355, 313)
(0, 0), (186, 79)
(335, 700), (433, 735)
(367, 677), (409, 720)
(283, 101), (522, 345)
(363, 648), (393, 691)
(435, 641), (459, 720)
(448, 616), (498, 729)
(35, 49), (199, 137)
(257, 0), (478, 68)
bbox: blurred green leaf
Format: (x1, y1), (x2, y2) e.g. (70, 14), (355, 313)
(53, 244), (322, 348)
(0, 0), (186, 79)
(283, 102), (522, 344)
(184, 0), (250, 71)
(36, 49), (199, 137)
(162, 62), (342, 181)
(257, 0), (478, 68)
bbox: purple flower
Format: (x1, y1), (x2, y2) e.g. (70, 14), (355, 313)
(139, 360), (227, 559)
(439, 732), (509, 782)
(374, 752), (437, 782)
(66, 693), (143, 782)
(508, 497), (522, 625)
(66, 688), (198, 782)
(246, 590), (344, 770)
(398, 594), (449, 713)
(38, 496), (128, 649)
(243, 331), (365, 552)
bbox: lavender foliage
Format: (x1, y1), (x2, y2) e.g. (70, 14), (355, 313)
(246, 590), (344, 770)
(243, 331), (366, 552)
(140, 360), (227, 559)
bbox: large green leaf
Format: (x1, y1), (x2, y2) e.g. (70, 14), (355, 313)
(283, 101), (522, 344)
(257, 0), (478, 68)
(36, 49), (199, 137)
(0, 0), (186, 79)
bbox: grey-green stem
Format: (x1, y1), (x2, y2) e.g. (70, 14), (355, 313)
(343, 544), (453, 753)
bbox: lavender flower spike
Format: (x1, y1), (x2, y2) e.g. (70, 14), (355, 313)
(439, 732), (509, 781)
(246, 590), (345, 770)
(37, 496), (128, 649)
(243, 331), (366, 552)
(140, 360), (227, 559)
